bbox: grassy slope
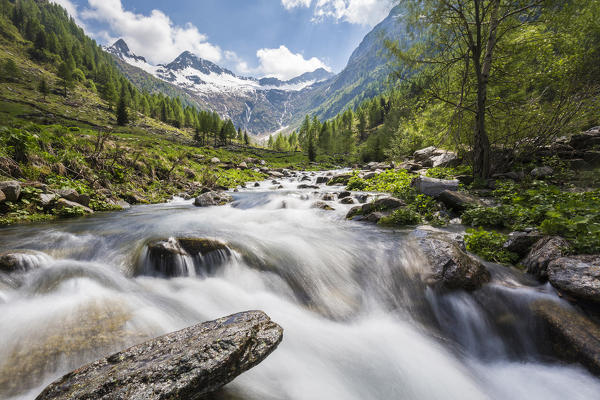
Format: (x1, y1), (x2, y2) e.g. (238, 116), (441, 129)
(0, 26), (323, 226)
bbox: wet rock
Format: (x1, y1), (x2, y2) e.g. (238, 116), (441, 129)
(530, 166), (554, 179)
(347, 197), (405, 222)
(340, 197), (355, 205)
(346, 206), (363, 219)
(123, 193), (147, 205)
(327, 174), (353, 186)
(355, 194), (369, 204)
(547, 256), (600, 303)
(194, 191), (233, 207)
(437, 190), (484, 212)
(55, 198), (94, 214)
(532, 300), (600, 376)
(369, 197), (405, 212)
(300, 175), (311, 182)
(269, 171), (284, 178)
(503, 231), (545, 258)
(364, 212), (387, 224)
(178, 238), (231, 258)
(522, 237), (570, 280)
(143, 238), (231, 278)
(36, 311), (283, 400)
(412, 177), (459, 198)
(253, 182), (260, 187)
(322, 193), (336, 201)
(0, 181), (21, 202)
(0, 250), (51, 273)
(316, 176), (330, 184)
(312, 201), (334, 211)
(417, 234), (490, 291)
(338, 191), (351, 199)
(297, 184), (319, 190)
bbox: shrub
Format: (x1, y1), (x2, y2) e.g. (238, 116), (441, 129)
(378, 207), (422, 226)
(465, 228), (519, 264)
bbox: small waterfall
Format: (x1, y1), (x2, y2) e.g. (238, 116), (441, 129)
(138, 237), (232, 278)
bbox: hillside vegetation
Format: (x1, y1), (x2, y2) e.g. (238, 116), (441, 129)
(0, 0), (319, 226)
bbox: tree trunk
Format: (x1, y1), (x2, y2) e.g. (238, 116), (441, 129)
(473, 0), (500, 180)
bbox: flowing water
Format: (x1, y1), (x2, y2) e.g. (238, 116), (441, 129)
(1, 171), (599, 399)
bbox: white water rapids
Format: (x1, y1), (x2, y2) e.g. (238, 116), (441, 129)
(1, 171), (599, 399)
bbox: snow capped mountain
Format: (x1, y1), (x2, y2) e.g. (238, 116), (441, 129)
(105, 5), (404, 136)
(106, 41), (332, 97)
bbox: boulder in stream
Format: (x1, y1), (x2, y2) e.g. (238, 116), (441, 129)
(143, 237), (231, 278)
(36, 311), (283, 400)
(0, 250), (51, 273)
(547, 256), (600, 303)
(194, 191), (233, 207)
(532, 300), (600, 376)
(417, 233), (490, 291)
(522, 236), (570, 280)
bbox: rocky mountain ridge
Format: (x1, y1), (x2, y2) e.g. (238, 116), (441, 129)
(105, 5), (407, 136)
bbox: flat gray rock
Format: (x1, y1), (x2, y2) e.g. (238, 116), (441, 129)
(548, 256), (600, 302)
(36, 311), (283, 400)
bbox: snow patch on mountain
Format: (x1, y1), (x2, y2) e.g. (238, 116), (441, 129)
(106, 40), (333, 95)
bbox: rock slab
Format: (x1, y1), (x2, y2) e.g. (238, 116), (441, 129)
(548, 256), (600, 303)
(36, 310), (283, 400)
(532, 300), (600, 376)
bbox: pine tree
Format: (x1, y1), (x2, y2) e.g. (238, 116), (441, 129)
(116, 86), (129, 126)
(57, 60), (74, 97)
(38, 77), (49, 100)
(307, 134), (317, 162)
(244, 131), (249, 146)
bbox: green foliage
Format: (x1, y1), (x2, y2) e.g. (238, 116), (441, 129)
(54, 205), (87, 218)
(347, 169), (415, 199)
(378, 207), (422, 226)
(462, 181), (600, 254)
(465, 228), (519, 265)
(426, 166), (472, 180)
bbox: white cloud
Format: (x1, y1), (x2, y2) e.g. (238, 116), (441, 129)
(281, 0), (312, 9)
(76, 0), (222, 65)
(49, 0), (84, 27)
(256, 45), (330, 80)
(281, 0), (394, 26)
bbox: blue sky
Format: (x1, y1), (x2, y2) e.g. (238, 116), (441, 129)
(51, 0), (395, 80)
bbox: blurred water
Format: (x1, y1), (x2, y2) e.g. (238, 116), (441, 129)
(1, 171), (599, 399)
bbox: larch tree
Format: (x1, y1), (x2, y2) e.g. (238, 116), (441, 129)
(388, 0), (547, 180)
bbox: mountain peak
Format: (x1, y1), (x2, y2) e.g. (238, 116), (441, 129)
(166, 51), (235, 77)
(106, 39), (147, 64)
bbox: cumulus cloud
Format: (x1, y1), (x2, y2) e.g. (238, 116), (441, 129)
(281, 0), (312, 9)
(49, 0), (84, 26)
(77, 0), (222, 65)
(256, 45), (330, 80)
(282, 0), (394, 26)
